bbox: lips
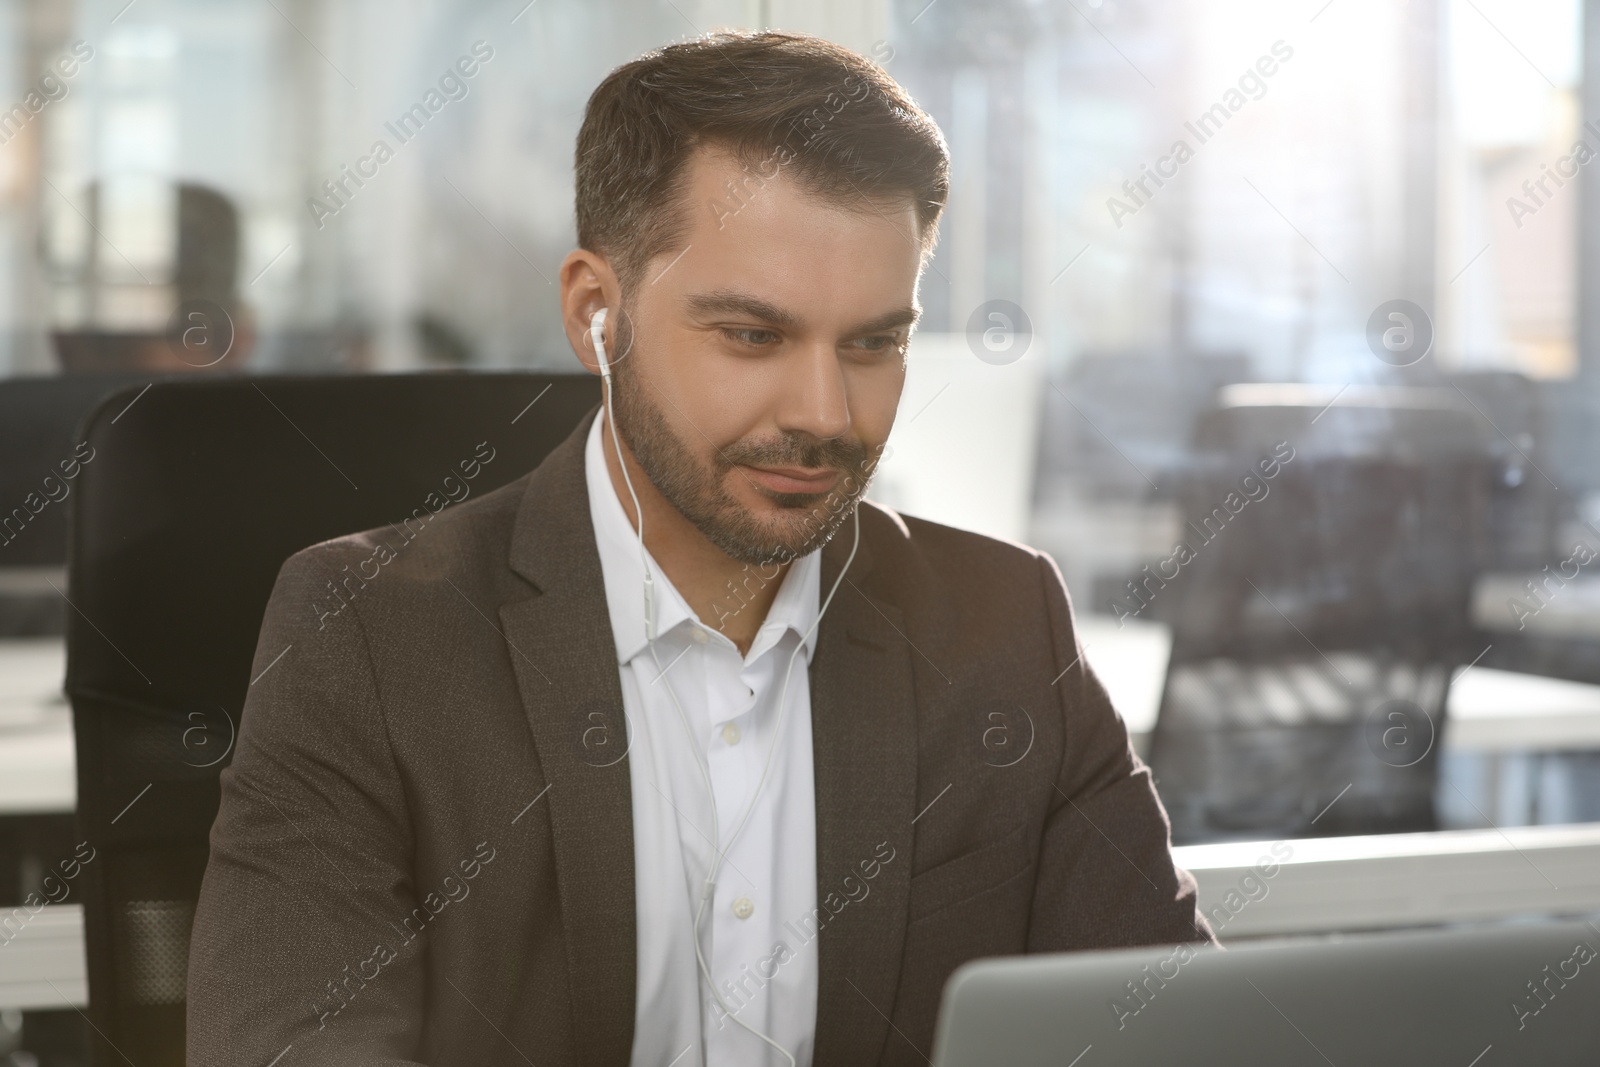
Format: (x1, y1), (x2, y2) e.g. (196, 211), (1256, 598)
(742, 464), (841, 495)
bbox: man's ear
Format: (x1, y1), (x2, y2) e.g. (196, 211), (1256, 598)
(559, 248), (618, 376)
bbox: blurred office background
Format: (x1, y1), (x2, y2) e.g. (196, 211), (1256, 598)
(5, 0), (1600, 1062)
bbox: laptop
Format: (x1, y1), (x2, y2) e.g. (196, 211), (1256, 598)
(932, 917), (1600, 1066)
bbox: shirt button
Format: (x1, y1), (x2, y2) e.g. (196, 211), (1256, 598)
(692, 629), (709, 644)
(721, 722), (741, 746)
(731, 896), (755, 920)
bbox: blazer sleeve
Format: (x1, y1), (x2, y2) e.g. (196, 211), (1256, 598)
(187, 544), (428, 1066)
(1025, 550), (1216, 952)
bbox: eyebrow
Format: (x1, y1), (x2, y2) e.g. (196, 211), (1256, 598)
(683, 288), (921, 336)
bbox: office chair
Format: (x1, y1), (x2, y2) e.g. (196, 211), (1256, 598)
(0, 374), (150, 634)
(64, 372), (600, 1066)
(1146, 391), (1493, 844)
(0, 374), (154, 1067)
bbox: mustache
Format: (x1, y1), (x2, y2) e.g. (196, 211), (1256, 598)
(717, 434), (874, 474)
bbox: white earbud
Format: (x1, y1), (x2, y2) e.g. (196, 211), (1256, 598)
(589, 306), (611, 380)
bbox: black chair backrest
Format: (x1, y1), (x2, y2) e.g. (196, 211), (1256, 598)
(0, 374), (151, 636)
(64, 372), (600, 1066)
(1147, 398), (1493, 844)
(0, 374), (162, 567)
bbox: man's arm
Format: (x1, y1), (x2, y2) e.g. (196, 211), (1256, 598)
(1025, 550), (1215, 951)
(187, 543), (427, 1065)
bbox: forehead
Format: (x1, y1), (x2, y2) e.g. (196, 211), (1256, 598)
(654, 144), (924, 314)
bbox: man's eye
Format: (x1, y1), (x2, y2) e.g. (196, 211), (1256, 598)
(852, 335), (899, 353)
(725, 328), (779, 346)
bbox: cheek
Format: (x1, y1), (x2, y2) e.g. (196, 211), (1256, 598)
(649, 333), (757, 429)
(653, 346), (787, 462)
(846, 359), (905, 444)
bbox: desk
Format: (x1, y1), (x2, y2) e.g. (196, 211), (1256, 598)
(8, 621), (1600, 814)
(0, 638), (72, 815)
(0, 639), (80, 1011)
(0, 904), (85, 1009)
(1174, 822), (1600, 938)
(1447, 666), (1600, 749)
(1472, 571), (1600, 641)
(10, 825), (1600, 1008)
(1073, 616), (1600, 755)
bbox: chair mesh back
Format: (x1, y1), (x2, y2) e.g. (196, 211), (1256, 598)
(1156, 654), (1451, 840)
(121, 899), (195, 1005)
(1148, 409), (1491, 844)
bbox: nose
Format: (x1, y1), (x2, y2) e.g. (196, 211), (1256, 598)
(776, 340), (851, 444)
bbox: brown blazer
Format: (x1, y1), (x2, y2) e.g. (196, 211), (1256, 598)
(186, 403), (1212, 1067)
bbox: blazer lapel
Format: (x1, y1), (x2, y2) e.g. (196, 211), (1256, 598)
(500, 404), (638, 1067)
(810, 513), (920, 1065)
(496, 407), (921, 1066)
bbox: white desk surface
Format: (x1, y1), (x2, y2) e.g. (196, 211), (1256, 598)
(0, 904), (86, 1010)
(1174, 821), (1600, 938)
(1473, 571), (1600, 640)
(9, 823), (1600, 1007)
(4, 617), (1600, 815)
(0, 637), (73, 814)
(1074, 616), (1600, 753)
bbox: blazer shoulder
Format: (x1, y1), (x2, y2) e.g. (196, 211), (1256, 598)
(856, 498), (1067, 642)
(864, 497), (1050, 580)
(849, 500), (1083, 700)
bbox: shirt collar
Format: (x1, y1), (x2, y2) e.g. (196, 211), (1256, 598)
(584, 409), (822, 666)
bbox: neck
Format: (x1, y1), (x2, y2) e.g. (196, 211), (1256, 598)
(600, 409), (785, 657)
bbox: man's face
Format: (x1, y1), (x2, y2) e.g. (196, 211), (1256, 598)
(606, 145), (923, 566)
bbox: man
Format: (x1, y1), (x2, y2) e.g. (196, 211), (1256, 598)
(187, 29), (1211, 1067)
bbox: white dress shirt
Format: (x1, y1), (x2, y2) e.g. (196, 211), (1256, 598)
(584, 411), (821, 1067)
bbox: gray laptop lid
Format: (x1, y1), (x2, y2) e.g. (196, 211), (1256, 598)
(932, 918), (1600, 1066)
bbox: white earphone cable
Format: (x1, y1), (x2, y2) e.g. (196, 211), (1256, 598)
(591, 307), (860, 1067)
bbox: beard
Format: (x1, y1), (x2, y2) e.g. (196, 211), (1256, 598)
(606, 314), (879, 567)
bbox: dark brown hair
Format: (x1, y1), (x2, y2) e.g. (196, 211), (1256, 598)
(575, 30), (949, 297)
